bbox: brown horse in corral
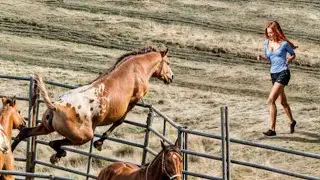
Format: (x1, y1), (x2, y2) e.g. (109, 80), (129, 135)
(97, 140), (182, 180)
(0, 97), (26, 180)
(11, 46), (174, 164)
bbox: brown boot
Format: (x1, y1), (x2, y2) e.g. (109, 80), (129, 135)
(263, 129), (276, 136)
(290, 120), (296, 134)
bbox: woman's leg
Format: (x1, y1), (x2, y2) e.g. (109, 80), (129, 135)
(278, 88), (294, 122)
(278, 88), (296, 133)
(266, 82), (284, 131)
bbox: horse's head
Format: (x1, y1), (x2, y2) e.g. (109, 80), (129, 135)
(153, 48), (174, 84)
(0, 125), (9, 154)
(1, 96), (26, 130)
(161, 139), (182, 180)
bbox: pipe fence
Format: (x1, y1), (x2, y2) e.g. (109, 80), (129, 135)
(0, 74), (319, 180)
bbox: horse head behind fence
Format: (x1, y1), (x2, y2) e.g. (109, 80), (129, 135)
(97, 139), (182, 180)
(11, 46), (174, 164)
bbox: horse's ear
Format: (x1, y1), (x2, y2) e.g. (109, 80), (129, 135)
(161, 140), (165, 149)
(174, 138), (180, 148)
(11, 96), (16, 106)
(161, 48), (168, 57)
(1, 97), (7, 105)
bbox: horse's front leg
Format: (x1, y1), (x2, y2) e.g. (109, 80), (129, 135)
(93, 118), (125, 151)
(93, 102), (138, 151)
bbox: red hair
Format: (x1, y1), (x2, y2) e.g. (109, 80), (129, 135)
(264, 21), (297, 49)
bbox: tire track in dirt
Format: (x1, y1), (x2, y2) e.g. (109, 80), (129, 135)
(266, 0), (320, 8)
(173, 80), (320, 104)
(1, 18), (319, 77)
(0, 53), (101, 74)
(42, 1), (320, 44)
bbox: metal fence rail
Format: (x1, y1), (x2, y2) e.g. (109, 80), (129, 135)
(1, 74), (320, 180)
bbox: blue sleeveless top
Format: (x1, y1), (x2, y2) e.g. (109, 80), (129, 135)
(264, 40), (295, 73)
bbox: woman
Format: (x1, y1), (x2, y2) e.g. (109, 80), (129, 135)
(257, 20), (297, 136)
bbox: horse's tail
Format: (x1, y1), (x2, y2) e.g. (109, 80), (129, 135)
(35, 73), (56, 111)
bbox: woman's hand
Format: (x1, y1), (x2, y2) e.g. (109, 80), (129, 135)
(286, 54), (296, 65)
(257, 55), (262, 61)
(257, 55), (268, 63)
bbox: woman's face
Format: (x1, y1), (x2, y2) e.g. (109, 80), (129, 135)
(267, 28), (274, 40)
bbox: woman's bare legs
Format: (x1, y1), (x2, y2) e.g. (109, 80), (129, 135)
(266, 82), (284, 131)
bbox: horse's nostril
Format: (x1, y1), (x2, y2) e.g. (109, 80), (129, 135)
(3, 147), (8, 153)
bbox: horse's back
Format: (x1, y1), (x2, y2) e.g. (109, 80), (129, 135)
(97, 162), (139, 180)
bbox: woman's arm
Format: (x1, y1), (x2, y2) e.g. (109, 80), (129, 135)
(286, 54), (296, 65)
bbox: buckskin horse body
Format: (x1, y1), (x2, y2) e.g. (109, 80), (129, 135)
(97, 140), (182, 180)
(0, 97), (25, 180)
(11, 46), (173, 164)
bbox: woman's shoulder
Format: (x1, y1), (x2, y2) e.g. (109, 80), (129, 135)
(281, 40), (289, 45)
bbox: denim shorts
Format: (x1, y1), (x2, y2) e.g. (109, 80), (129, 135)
(270, 69), (290, 85)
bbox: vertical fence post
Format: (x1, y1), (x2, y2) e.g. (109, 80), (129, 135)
(26, 77), (38, 179)
(221, 106), (230, 180)
(221, 107), (226, 180)
(163, 120), (167, 136)
(177, 126), (184, 179)
(141, 106), (153, 165)
(32, 91), (41, 175)
(224, 106), (231, 180)
(183, 128), (188, 180)
(86, 140), (94, 180)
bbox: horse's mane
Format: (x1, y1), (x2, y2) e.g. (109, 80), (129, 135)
(90, 46), (160, 83)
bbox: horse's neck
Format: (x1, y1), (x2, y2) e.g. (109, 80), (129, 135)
(139, 54), (162, 78)
(144, 152), (164, 179)
(0, 111), (12, 138)
(113, 54), (161, 81)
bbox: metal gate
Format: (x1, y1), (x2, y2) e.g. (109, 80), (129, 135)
(0, 74), (319, 180)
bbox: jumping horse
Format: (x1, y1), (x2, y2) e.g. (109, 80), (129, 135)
(11, 46), (174, 164)
(97, 140), (182, 180)
(0, 97), (26, 180)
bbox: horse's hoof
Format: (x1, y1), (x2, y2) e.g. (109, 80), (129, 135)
(50, 154), (60, 164)
(93, 140), (103, 151)
(58, 150), (67, 157)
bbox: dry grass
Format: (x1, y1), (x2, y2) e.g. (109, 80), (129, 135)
(0, 0), (319, 179)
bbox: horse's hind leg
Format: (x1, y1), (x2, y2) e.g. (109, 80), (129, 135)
(11, 123), (54, 151)
(48, 138), (72, 164)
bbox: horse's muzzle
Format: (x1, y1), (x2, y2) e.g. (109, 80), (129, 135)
(164, 75), (173, 84)
(18, 122), (27, 130)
